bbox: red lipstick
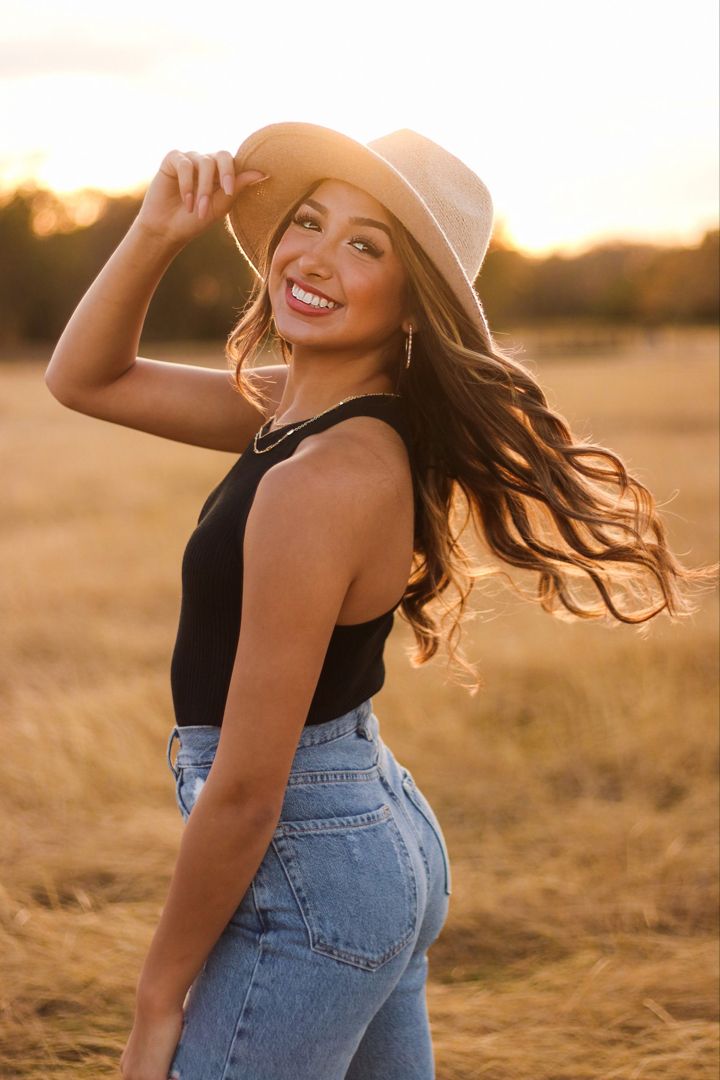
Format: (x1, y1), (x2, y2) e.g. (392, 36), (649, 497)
(285, 279), (342, 317)
(289, 277), (340, 304)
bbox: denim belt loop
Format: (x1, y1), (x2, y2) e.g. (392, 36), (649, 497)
(166, 726), (180, 779)
(357, 703), (374, 740)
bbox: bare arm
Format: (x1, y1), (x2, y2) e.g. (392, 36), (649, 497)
(44, 150), (275, 453)
(44, 219), (183, 403)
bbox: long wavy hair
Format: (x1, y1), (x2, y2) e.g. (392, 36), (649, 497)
(225, 181), (718, 692)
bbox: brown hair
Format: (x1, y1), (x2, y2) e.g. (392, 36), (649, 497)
(225, 183), (718, 693)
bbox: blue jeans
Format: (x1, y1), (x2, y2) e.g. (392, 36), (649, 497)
(164, 697), (452, 1079)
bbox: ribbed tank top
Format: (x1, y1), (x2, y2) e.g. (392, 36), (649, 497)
(170, 393), (414, 728)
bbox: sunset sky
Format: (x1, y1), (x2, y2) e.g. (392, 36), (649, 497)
(2, 0), (718, 256)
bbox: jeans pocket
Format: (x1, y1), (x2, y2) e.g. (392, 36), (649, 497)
(271, 803), (419, 971)
(401, 769), (453, 896)
(175, 764), (212, 821)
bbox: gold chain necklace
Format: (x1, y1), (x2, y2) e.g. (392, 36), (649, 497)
(252, 392), (402, 454)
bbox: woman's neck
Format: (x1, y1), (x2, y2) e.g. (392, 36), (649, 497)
(270, 374), (397, 429)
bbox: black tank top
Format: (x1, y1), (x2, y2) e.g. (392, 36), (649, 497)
(170, 393), (414, 728)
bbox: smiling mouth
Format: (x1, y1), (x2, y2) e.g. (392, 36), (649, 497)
(286, 278), (342, 310)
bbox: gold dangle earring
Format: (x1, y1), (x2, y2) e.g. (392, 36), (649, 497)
(405, 325), (413, 369)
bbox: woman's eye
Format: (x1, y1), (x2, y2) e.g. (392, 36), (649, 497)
(292, 212), (319, 230)
(351, 237), (381, 256)
(291, 212), (382, 257)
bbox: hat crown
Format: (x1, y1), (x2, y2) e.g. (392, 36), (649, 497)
(366, 128), (494, 280)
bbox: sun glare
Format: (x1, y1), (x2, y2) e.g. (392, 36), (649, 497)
(2, 0), (717, 254)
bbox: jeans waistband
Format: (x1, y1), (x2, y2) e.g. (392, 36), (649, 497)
(166, 698), (377, 780)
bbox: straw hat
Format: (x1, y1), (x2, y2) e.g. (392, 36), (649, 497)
(226, 122), (495, 343)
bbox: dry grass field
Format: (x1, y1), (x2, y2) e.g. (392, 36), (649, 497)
(1, 322), (717, 1078)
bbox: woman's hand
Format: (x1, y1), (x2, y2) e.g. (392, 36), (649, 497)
(119, 999), (185, 1080)
(135, 148), (268, 248)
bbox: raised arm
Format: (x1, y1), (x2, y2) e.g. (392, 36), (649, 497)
(44, 150), (277, 453)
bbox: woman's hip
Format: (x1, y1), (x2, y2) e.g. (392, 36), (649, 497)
(165, 697), (451, 966)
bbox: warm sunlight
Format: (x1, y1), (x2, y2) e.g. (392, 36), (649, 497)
(2, 0), (718, 255)
(4, 4), (718, 1077)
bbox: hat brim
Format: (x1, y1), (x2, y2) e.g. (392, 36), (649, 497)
(226, 122), (491, 340)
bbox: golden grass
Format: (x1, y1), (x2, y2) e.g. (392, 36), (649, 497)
(1, 323), (717, 1078)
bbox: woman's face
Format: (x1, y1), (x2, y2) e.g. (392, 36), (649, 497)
(268, 179), (412, 359)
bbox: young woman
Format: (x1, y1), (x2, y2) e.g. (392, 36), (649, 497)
(45, 122), (714, 1080)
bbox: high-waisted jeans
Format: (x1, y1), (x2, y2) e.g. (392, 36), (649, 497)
(164, 697), (452, 1080)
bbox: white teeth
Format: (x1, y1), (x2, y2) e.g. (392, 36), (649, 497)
(290, 282), (337, 309)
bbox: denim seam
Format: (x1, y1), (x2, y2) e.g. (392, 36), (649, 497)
(273, 805), (390, 836)
(166, 727), (180, 780)
(249, 879), (268, 936)
(378, 764), (431, 890)
(402, 774), (453, 897)
(295, 702), (373, 747)
(175, 757), (216, 768)
(297, 721), (361, 747)
(176, 778), (193, 820)
(220, 932), (268, 1080)
(285, 766), (380, 786)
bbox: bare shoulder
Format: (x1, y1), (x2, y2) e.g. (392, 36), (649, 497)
(284, 415), (408, 503)
(253, 421), (399, 523)
(307, 414), (411, 495)
(248, 417), (410, 575)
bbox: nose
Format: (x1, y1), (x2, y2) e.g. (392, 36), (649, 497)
(296, 234), (335, 281)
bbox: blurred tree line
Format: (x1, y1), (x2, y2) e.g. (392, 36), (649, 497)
(0, 182), (717, 349)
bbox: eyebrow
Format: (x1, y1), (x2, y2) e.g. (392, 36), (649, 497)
(303, 198), (393, 243)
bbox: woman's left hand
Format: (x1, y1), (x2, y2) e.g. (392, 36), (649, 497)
(119, 1001), (185, 1079)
